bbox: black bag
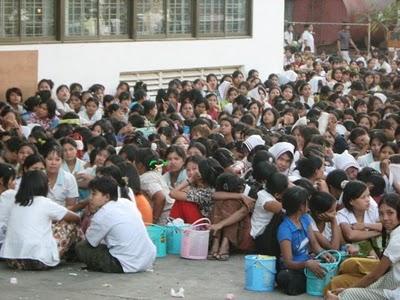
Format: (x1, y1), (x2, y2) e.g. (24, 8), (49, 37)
(254, 211), (284, 258)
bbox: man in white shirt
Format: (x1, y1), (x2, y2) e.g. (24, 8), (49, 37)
(300, 24), (315, 53)
(75, 176), (156, 273)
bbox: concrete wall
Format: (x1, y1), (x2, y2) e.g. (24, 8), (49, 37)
(0, 1), (284, 95)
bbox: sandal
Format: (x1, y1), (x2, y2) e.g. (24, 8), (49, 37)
(207, 253), (218, 260)
(216, 253), (230, 261)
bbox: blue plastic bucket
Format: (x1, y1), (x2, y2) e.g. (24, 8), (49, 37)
(146, 225), (167, 258)
(166, 224), (190, 255)
(305, 250), (341, 296)
(244, 255), (276, 292)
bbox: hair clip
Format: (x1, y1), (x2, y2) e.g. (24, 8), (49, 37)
(37, 138), (46, 145)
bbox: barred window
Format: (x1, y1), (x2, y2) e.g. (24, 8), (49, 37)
(0, 0), (55, 39)
(225, 0), (247, 34)
(136, 0), (165, 36)
(99, 0), (128, 36)
(198, 0), (224, 35)
(65, 0), (128, 37)
(167, 0), (191, 35)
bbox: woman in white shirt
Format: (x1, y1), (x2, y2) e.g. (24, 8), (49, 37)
(0, 170), (79, 270)
(0, 163), (17, 246)
(337, 181), (382, 257)
(251, 172), (288, 255)
(78, 97), (102, 127)
(309, 191), (342, 250)
(327, 193), (400, 300)
(41, 140), (83, 257)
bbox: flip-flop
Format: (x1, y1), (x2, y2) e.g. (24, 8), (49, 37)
(207, 253), (218, 260)
(216, 253), (230, 261)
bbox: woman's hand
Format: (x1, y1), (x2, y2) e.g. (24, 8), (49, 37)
(320, 252), (335, 263)
(315, 179), (329, 193)
(240, 195), (255, 210)
(210, 223), (223, 235)
(305, 259), (325, 278)
(380, 159), (391, 177)
(318, 211), (336, 222)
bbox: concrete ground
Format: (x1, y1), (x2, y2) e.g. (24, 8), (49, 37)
(0, 255), (316, 300)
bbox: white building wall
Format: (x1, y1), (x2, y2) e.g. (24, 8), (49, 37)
(0, 1), (284, 94)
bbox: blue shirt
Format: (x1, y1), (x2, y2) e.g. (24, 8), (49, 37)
(277, 214), (312, 265)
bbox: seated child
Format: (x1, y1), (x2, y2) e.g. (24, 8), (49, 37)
(75, 176), (156, 273)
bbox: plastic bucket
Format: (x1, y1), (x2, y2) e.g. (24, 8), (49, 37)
(244, 255), (276, 292)
(166, 223), (190, 255)
(180, 218), (211, 260)
(305, 250), (341, 296)
(146, 224), (167, 258)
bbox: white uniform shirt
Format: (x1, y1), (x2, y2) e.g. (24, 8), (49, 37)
(337, 198), (379, 225)
(55, 98), (73, 114)
(78, 109), (102, 127)
(48, 169), (79, 206)
(86, 198), (156, 273)
(140, 170), (174, 224)
(0, 189), (17, 245)
(0, 196), (67, 266)
(384, 225), (400, 281)
(250, 190), (277, 238)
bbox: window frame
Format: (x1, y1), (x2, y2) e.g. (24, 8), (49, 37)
(0, 0), (252, 44)
(0, 0), (58, 43)
(62, 0), (131, 41)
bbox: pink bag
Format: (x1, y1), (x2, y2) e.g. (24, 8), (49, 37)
(180, 218), (211, 260)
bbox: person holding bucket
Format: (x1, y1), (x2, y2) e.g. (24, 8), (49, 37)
(326, 193), (400, 300)
(277, 186), (334, 295)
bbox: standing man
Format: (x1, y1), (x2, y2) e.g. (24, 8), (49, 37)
(300, 24), (315, 53)
(337, 23), (359, 63)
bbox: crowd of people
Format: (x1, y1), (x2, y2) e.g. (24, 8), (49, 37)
(1, 34), (400, 298)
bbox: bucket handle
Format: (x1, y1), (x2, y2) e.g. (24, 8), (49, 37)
(315, 249), (341, 266)
(189, 223), (211, 230)
(245, 260), (276, 275)
(191, 217), (211, 227)
(145, 223), (166, 231)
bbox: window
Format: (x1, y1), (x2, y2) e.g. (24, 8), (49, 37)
(167, 0), (191, 35)
(225, 0), (247, 34)
(0, 0), (55, 39)
(198, 0), (224, 35)
(0, 0), (251, 42)
(136, 0), (165, 37)
(135, 0), (192, 37)
(65, 0), (128, 37)
(198, 0), (248, 36)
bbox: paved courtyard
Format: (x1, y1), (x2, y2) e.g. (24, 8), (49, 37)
(0, 255), (316, 300)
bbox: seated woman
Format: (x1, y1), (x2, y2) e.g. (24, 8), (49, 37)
(268, 141), (295, 176)
(0, 171), (79, 270)
(369, 142), (398, 193)
(136, 148), (174, 225)
(169, 155), (205, 224)
(251, 172), (288, 256)
(169, 157), (224, 222)
(296, 156), (325, 184)
(309, 191), (342, 250)
(75, 176), (156, 273)
(326, 193), (400, 300)
(163, 145), (187, 189)
(337, 181), (382, 257)
(209, 173), (254, 261)
(277, 186), (333, 296)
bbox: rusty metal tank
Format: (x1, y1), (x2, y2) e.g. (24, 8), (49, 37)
(287, 0), (395, 48)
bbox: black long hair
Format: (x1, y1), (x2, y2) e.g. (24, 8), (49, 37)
(15, 170), (48, 206)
